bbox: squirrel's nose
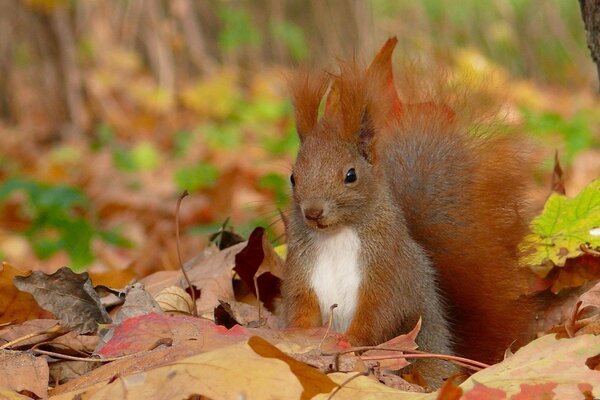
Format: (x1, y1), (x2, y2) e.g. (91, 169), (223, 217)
(304, 207), (324, 221)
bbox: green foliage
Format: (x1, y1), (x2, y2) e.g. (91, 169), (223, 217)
(258, 173), (289, 207)
(217, 7), (261, 52)
(270, 21), (308, 62)
(113, 141), (162, 172)
(200, 123), (243, 151)
(520, 179), (600, 277)
(372, 0), (589, 84)
(172, 130), (195, 157)
(522, 108), (598, 163)
(174, 163), (220, 192)
(0, 178), (129, 270)
(260, 123), (299, 157)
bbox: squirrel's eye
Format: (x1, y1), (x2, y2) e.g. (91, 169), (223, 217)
(344, 168), (357, 184)
(290, 174), (296, 187)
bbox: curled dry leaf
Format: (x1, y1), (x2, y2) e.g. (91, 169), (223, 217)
(0, 350), (49, 400)
(155, 286), (194, 314)
(360, 318), (421, 371)
(13, 267), (111, 334)
(579, 280), (600, 312)
(113, 283), (163, 324)
(141, 242), (247, 319)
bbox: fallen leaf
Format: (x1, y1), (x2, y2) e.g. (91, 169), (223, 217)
(0, 349), (49, 399)
(155, 286), (194, 314)
(313, 372), (427, 399)
(458, 334), (600, 398)
(436, 376), (463, 400)
(113, 283), (163, 324)
(0, 319), (61, 349)
(141, 242), (246, 318)
(233, 227), (282, 311)
(214, 299), (274, 328)
(95, 312), (250, 357)
(578, 280), (600, 312)
(550, 255), (600, 293)
(0, 262), (49, 324)
(360, 319), (421, 371)
(13, 267), (111, 334)
(49, 360), (98, 386)
(520, 179), (600, 278)
(551, 151), (566, 195)
(53, 337), (336, 400)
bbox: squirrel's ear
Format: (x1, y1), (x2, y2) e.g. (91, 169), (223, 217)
(288, 70), (329, 141)
(366, 37), (402, 122)
(357, 108), (377, 163)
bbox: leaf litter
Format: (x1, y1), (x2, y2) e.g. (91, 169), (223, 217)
(1, 190), (600, 398)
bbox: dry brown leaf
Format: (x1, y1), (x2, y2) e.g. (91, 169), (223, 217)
(141, 242), (246, 318)
(49, 361), (98, 386)
(50, 340), (213, 396)
(13, 267), (111, 334)
(360, 319), (420, 371)
(314, 372), (424, 399)
(155, 286), (194, 314)
(551, 255), (600, 293)
(579, 280), (600, 311)
(52, 337), (336, 400)
(0, 262), (49, 324)
(0, 319), (60, 349)
(0, 350), (49, 399)
(113, 283), (163, 324)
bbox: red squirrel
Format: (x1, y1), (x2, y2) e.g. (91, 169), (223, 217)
(281, 37), (537, 385)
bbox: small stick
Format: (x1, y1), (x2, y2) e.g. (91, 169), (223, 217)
(253, 273), (262, 322)
(581, 243), (600, 257)
(32, 348), (132, 363)
(327, 370), (369, 400)
(324, 346), (490, 371)
(0, 324), (63, 350)
(566, 301), (583, 338)
(176, 190), (198, 317)
(318, 304), (338, 352)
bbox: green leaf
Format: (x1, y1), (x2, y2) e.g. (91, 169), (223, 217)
(174, 163), (220, 191)
(520, 179), (600, 277)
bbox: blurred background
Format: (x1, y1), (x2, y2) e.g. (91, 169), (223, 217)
(0, 0), (598, 281)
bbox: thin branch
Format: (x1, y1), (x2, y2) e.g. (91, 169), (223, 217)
(0, 324), (63, 350)
(327, 370), (369, 400)
(176, 190), (198, 317)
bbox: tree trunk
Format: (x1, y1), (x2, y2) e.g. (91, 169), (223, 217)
(579, 0), (600, 92)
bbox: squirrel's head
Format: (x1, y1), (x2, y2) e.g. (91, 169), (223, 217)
(288, 38), (399, 232)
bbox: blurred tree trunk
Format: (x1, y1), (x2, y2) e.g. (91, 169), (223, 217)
(579, 0), (600, 91)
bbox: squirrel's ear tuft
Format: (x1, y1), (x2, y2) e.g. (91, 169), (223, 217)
(288, 70), (329, 141)
(366, 37), (402, 122)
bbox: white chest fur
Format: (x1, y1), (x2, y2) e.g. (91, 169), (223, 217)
(310, 227), (362, 333)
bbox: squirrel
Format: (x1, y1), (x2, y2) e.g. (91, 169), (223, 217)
(281, 37), (538, 387)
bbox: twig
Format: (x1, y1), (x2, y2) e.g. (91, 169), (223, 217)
(253, 273), (262, 322)
(325, 346), (490, 371)
(566, 301), (583, 338)
(176, 190), (198, 317)
(581, 243), (600, 257)
(0, 324), (63, 350)
(318, 304), (338, 352)
(327, 370), (369, 400)
(32, 348), (132, 363)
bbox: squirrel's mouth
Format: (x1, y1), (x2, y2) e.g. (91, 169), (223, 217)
(305, 220), (335, 230)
